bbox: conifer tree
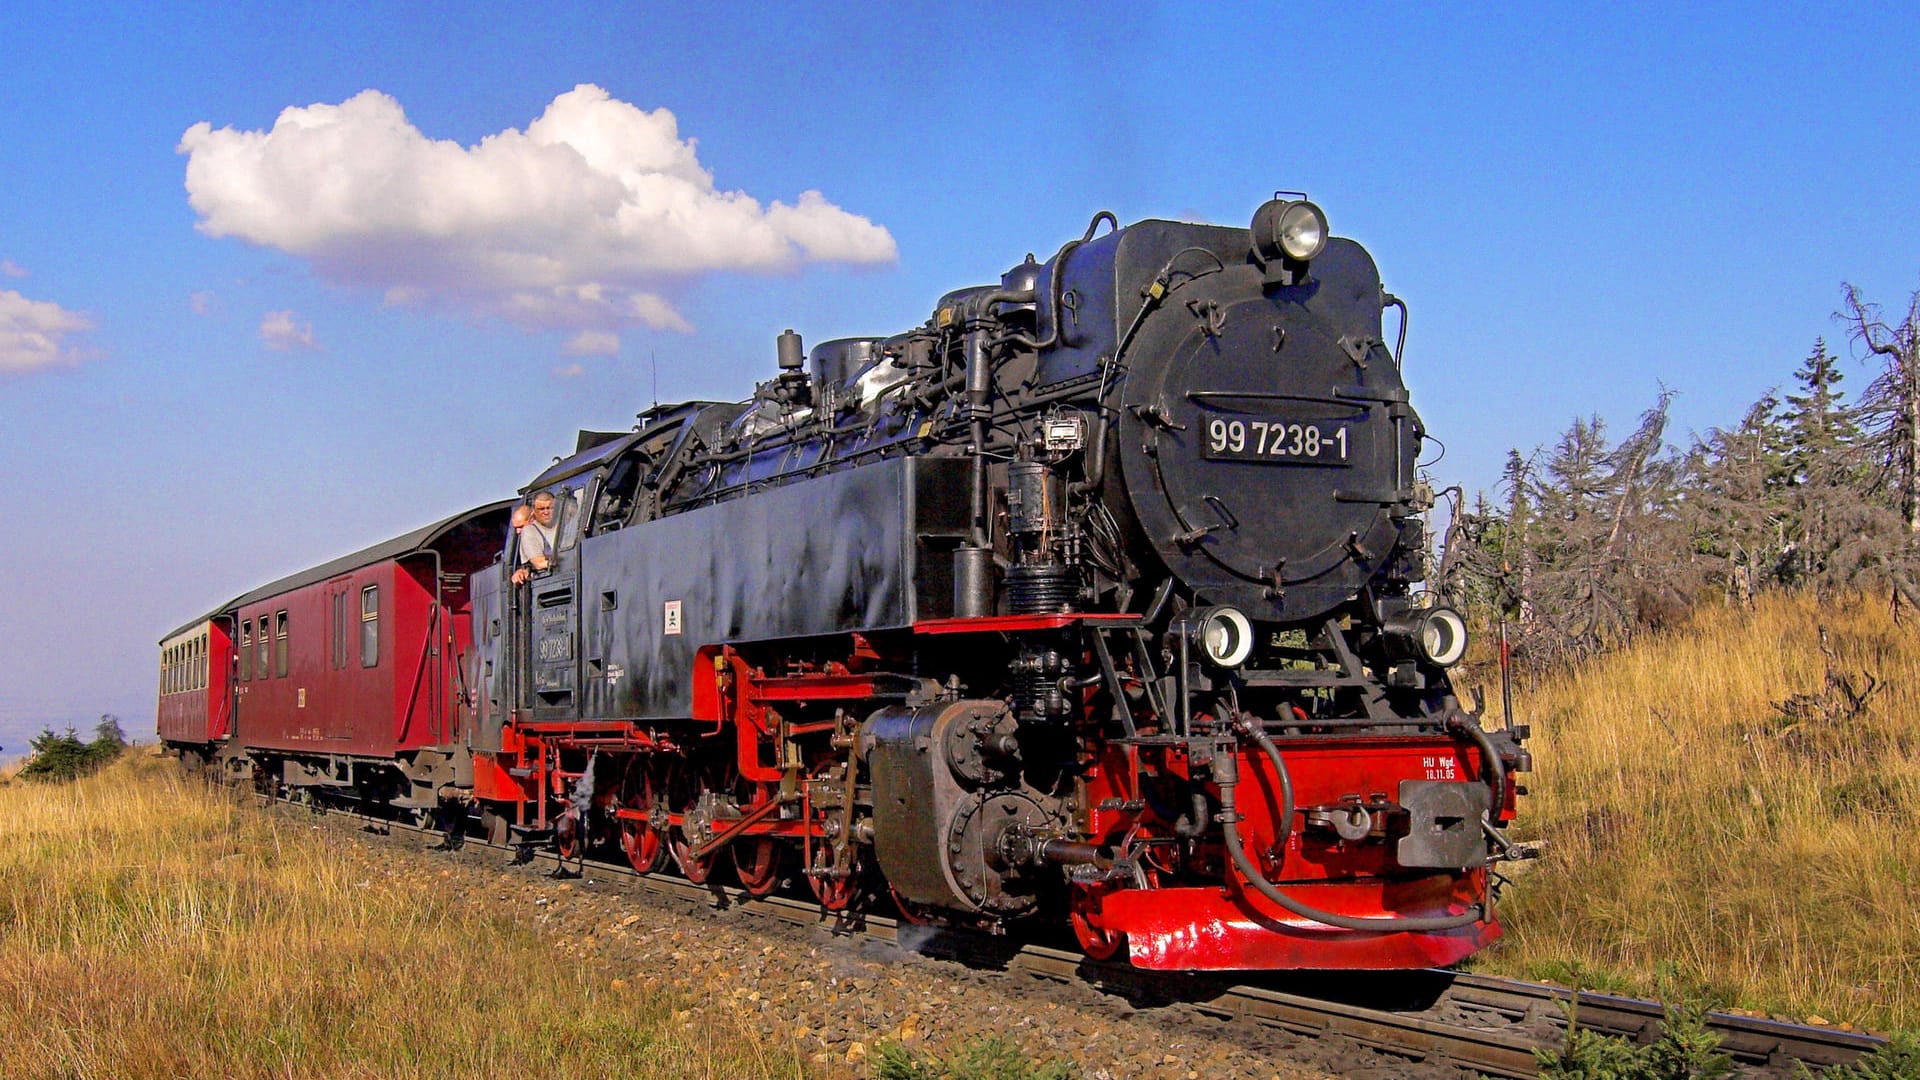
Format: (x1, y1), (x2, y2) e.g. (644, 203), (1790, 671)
(1782, 337), (1860, 480)
(1684, 393), (1791, 600)
(1774, 338), (1869, 592)
(1501, 450), (1534, 624)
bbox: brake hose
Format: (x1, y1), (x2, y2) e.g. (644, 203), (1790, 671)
(1216, 716), (1487, 933)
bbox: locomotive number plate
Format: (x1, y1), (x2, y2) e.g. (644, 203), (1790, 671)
(1203, 417), (1351, 465)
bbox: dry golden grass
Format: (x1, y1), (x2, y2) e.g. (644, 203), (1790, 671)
(1471, 592), (1920, 1031)
(0, 752), (808, 1079)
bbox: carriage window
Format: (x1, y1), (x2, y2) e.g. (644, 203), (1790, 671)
(333, 591), (348, 669)
(361, 586), (379, 667)
(200, 633), (209, 690)
(240, 623), (253, 681)
(256, 617), (270, 679)
(163, 648), (173, 695)
(274, 611), (289, 678)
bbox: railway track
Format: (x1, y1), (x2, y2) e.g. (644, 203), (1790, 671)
(284, 796), (1888, 1077)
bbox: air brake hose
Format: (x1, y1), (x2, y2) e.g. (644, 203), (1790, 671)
(1217, 717), (1487, 933)
(1447, 710), (1507, 817)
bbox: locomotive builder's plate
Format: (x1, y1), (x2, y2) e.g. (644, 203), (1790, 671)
(1201, 416), (1353, 466)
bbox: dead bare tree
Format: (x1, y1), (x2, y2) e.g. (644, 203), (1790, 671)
(1838, 283), (1920, 610)
(1840, 284), (1920, 533)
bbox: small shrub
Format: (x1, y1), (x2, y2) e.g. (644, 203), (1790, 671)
(875, 1036), (1074, 1080)
(19, 718), (126, 783)
(1537, 1001), (1735, 1079)
(1811, 1031), (1920, 1079)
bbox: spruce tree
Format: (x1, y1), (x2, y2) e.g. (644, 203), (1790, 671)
(1782, 337), (1861, 485)
(1684, 392), (1791, 599)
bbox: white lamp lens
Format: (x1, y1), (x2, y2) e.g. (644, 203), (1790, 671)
(1198, 607), (1254, 667)
(1278, 203), (1327, 261)
(1206, 621), (1233, 658)
(1418, 609), (1468, 667)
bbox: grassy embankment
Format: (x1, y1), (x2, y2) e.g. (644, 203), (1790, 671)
(1472, 592), (1920, 1032)
(0, 753), (807, 1079)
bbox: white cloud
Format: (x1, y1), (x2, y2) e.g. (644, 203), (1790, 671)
(563, 330), (620, 356)
(0, 260), (26, 279)
(553, 362), (586, 378)
(189, 290), (216, 315)
(0, 289), (94, 373)
(179, 84), (896, 337)
(259, 309), (319, 351)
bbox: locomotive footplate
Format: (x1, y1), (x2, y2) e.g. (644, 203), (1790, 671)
(1099, 879), (1500, 971)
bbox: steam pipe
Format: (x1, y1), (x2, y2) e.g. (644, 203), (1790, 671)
(1217, 716), (1487, 933)
(1034, 839), (1113, 868)
(966, 326), (992, 548)
(1384, 292), (1409, 366)
(1448, 710), (1507, 816)
(1027, 210), (1117, 351)
(1067, 409), (1109, 495)
(1171, 791), (1210, 839)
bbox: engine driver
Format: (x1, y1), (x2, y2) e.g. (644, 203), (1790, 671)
(519, 490), (558, 578)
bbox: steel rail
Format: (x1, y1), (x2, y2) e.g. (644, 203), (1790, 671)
(261, 793), (1889, 1077)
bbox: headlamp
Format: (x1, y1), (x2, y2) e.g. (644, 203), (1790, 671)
(1191, 606), (1255, 668)
(1415, 607), (1469, 667)
(1379, 604), (1470, 668)
(1275, 200), (1328, 261)
(1251, 197), (1329, 265)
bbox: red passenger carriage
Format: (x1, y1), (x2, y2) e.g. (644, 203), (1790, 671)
(159, 503), (510, 806)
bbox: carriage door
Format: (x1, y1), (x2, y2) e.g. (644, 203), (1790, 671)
(528, 483), (586, 721)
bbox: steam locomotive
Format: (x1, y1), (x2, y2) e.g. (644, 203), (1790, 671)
(160, 196), (1530, 970)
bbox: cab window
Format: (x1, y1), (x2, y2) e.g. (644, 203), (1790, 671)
(590, 454), (646, 534)
(557, 485), (587, 552)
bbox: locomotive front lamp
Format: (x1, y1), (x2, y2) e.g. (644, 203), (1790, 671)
(1379, 604), (1470, 668)
(1416, 606), (1469, 667)
(1194, 606), (1256, 668)
(1276, 200), (1328, 261)
(1252, 197), (1329, 265)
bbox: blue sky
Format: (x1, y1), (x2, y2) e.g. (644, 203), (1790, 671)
(3, 3), (1917, 750)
